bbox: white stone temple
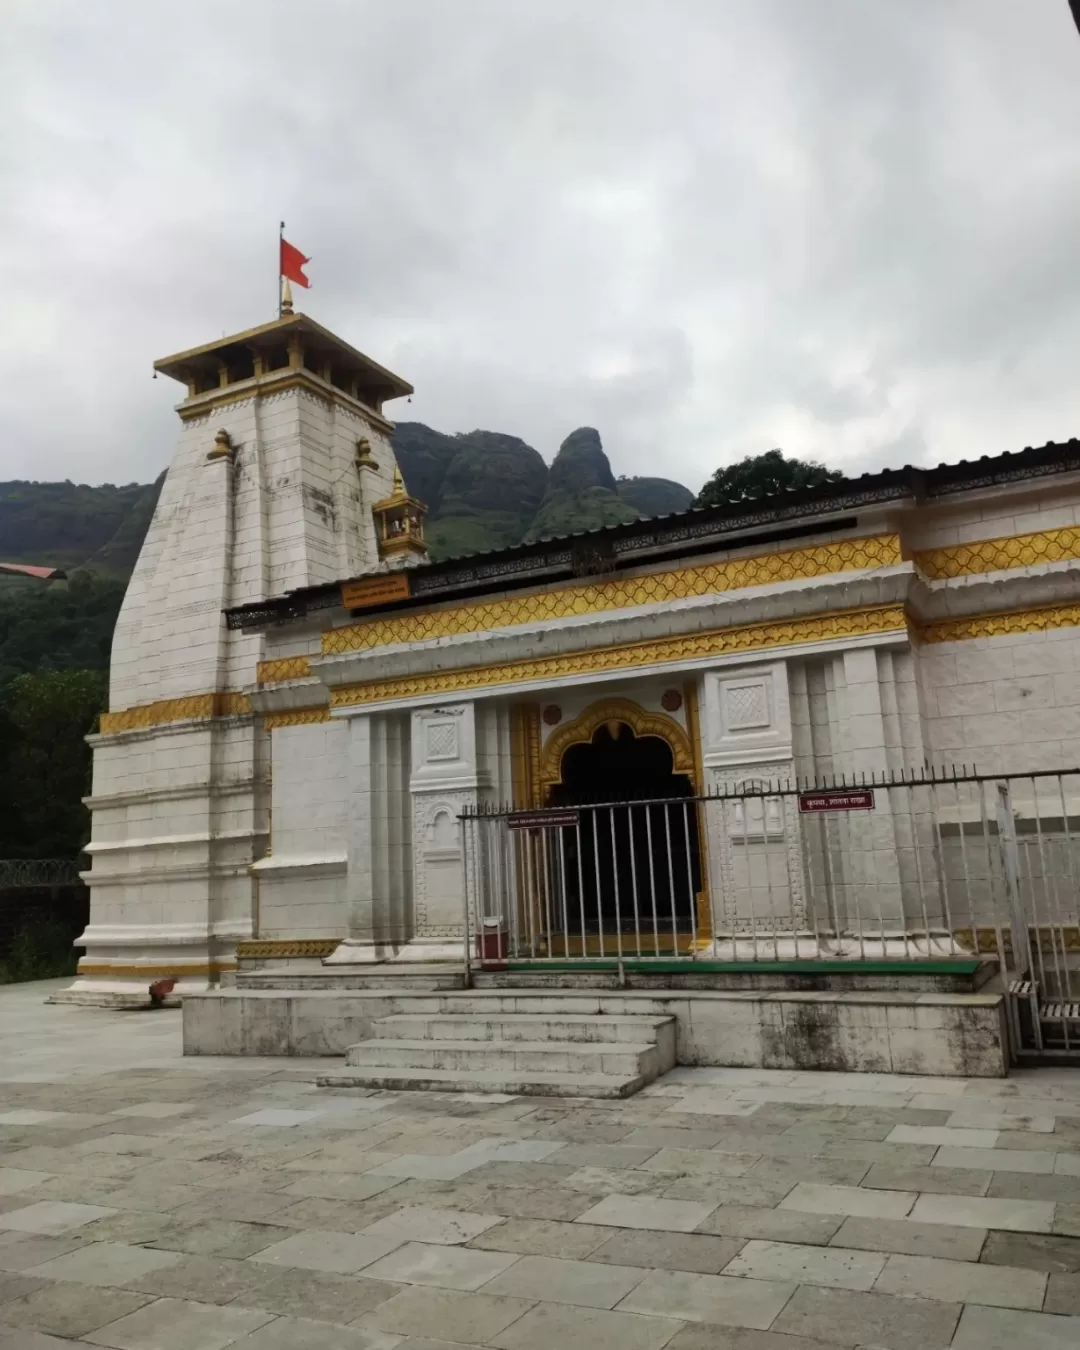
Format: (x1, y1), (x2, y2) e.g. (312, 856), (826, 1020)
(62, 306), (1080, 1082)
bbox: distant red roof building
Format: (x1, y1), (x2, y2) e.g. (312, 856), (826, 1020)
(0, 563), (67, 580)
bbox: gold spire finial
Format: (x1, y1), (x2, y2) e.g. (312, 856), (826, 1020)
(280, 276), (294, 316)
(391, 464), (405, 495)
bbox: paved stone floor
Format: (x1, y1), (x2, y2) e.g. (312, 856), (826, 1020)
(2, 982), (1080, 1349)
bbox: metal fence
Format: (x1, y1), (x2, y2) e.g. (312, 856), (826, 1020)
(0, 859), (85, 888)
(459, 768), (1080, 1051)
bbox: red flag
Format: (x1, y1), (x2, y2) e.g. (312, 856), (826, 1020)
(280, 237), (311, 288)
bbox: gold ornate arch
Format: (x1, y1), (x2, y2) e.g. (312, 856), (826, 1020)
(539, 697), (695, 794)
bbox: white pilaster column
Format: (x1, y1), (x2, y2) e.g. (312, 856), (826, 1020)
(398, 703), (481, 961)
(834, 647), (905, 936)
(325, 710), (412, 962)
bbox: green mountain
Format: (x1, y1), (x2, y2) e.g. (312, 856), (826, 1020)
(0, 478), (164, 577)
(393, 426), (549, 559)
(394, 422), (693, 557)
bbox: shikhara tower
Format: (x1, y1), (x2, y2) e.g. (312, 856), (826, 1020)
(66, 313), (414, 999)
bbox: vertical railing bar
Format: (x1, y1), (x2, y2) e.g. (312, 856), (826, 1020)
(538, 821), (553, 958)
(523, 823), (537, 958)
(928, 779), (955, 957)
(1034, 774), (1068, 1050)
(1055, 773), (1079, 1049)
(864, 780), (884, 960)
(664, 802), (678, 954)
(682, 799), (698, 954)
(997, 781), (1039, 1048)
(610, 807), (624, 966)
(850, 805), (866, 961)
(909, 781), (935, 962)
(1018, 780), (1049, 1000)
(537, 826), (546, 958)
(574, 815), (587, 961)
(460, 816), (473, 983)
(486, 815), (497, 963)
(741, 789), (757, 961)
(1027, 776), (1056, 1044)
(801, 793), (823, 959)
(509, 818), (520, 960)
(820, 806), (840, 954)
(646, 805), (660, 958)
(760, 789), (779, 961)
(557, 824), (569, 960)
(952, 778), (977, 961)
(897, 782), (911, 963)
(977, 779), (1004, 973)
(592, 808), (606, 960)
(629, 805), (642, 959)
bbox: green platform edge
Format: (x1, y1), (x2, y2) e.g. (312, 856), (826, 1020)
(503, 958), (983, 976)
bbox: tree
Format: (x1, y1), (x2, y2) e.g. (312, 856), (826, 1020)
(0, 669), (107, 858)
(694, 449), (843, 509)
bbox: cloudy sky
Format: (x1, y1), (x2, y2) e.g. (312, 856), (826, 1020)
(4, 1), (1080, 493)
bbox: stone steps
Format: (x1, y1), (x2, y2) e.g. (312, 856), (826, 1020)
(316, 1066), (649, 1098)
(374, 1012), (674, 1044)
(236, 966), (467, 992)
(318, 1010), (677, 1098)
(345, 1036), (663, 1077)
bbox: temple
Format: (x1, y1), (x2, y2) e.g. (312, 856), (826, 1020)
(58, 309), (1080, 1082)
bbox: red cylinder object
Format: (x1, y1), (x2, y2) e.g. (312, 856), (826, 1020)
(477, 918), (508, 961)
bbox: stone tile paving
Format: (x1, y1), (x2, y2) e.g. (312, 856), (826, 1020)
(1, 983), (1080, 1347)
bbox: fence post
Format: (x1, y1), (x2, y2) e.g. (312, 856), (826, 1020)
(459, 815), (473, 989)
(995, 781), (1032, 979)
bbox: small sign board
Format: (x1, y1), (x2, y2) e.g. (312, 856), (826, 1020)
(507, 809), (580, 831)
(340, 572), (411, 610)
(798, 789), (875, 813)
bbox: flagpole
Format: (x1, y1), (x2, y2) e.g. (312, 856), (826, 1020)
(278, 220), (285, 318)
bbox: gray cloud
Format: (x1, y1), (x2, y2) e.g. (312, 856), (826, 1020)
(4, 0), (1080, 494)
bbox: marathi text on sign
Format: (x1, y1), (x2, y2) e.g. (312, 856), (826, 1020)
(798, 789), (875, 813)
(340, 572), (411, 610)
(507, 809), (580, 831)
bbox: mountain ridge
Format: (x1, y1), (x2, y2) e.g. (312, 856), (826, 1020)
(1, 424), (693, 576)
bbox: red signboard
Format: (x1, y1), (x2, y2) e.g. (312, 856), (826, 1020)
(798, 790), (875, 813)
(507, 809), (580, 831)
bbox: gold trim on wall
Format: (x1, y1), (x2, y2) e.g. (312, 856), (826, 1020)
(510, 704), (542, 809)
(322, 534), (902, 656)
(264, 707), (331, 730)
(236, 939), (340, 958)
(921, 601), (1080, 645)
(539, 698), (694, 791)
(915, 525), (1080, 580)
(682, 679), (705, 797)
(257, 656), (312, 684)
(330, 604), (908, 709)
(76, 961), (237, 978)
(99, 692), (252, 734)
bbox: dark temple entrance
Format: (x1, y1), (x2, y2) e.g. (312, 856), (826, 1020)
(547, 723), (701, 937)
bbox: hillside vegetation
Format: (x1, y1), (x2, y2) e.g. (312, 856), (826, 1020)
(1, 426), (690, 581)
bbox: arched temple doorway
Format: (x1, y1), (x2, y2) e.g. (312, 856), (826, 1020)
(548, 724), (700, 935)
(543, 705), (703, 941)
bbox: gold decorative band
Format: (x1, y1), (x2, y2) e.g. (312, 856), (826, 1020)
(954, 926), (1080, 954)
(236, 939), (340, 958)
(915, 525), (1080, 580)
(76, 961), (237, 978)
(921, 600), (1080, 645)
(330, 604), (908, 709)
(264, 707), (331, 729)
(322, 534), (903, 655)
(100, 692), (252, 734)
(257, 656), (312, 684)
